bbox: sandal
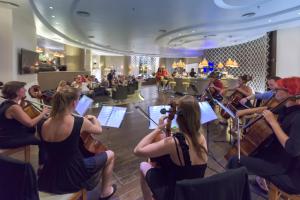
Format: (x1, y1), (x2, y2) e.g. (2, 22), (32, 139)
(99, 184), (117, 200)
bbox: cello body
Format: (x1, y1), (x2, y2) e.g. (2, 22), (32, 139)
(220, 90), (244, 119)
(79, 131), (108, 156)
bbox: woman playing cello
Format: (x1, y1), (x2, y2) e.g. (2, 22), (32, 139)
(0, 81), (49, 165)
(37, 86), (116, 200)
(134, 95), (208, 200)
(228, 77), (300, 195)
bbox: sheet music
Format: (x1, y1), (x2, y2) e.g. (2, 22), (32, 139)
(149, 105), (178, 129)
(198, 102), (218, 124)
(75, 95), (94, 116)
(97, 106), (127, 128)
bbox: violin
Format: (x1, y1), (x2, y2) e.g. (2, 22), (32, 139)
(224, 95), (299, 160)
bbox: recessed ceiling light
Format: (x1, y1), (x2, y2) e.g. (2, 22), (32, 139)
(76, 11), (90, 17)
(298, 12), (300, 15)
(49, 6), (53, 9)
(51, 15), (55, 18)
(179, 33), (182, 36)
(55, 22), (60, 25)
(268, 19), (272, 22)
(241, 12), (256, 17)
(192, 30), (195, 33)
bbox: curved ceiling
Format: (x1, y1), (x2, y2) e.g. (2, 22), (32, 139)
(28, 0), (300, 57)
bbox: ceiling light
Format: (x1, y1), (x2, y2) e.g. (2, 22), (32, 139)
(51, 15), (55, 18)
(76, 11), (90, 17)
(192, 30), (195, 33)
(241, 12), (256, 17)
(55, 22), (60, 25)
(298, 12), (300, 15)
(49, 6), (53, 9)
(268, 19), (272, 22)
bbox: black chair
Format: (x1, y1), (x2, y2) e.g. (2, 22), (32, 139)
(112, 85), (128, 100)
(174, 167), (251, 200)
(127, 84), (135, 95)
(0, 155), (39, 200)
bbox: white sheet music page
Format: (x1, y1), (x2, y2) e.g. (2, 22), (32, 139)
(97, 106), (127, 128)
(148, 105), (178, 129)
(75, 95), (94, 116)
(198, 102), (218, 124)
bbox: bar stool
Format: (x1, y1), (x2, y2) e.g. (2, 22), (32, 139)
(0, 146), (30, 162)
(161, 79), (168, 91)
(169, 81), (176, 92)
(269, 183), (300, 200)
(182, 82), (190, 94)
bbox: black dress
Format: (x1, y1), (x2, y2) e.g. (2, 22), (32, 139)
(0, 100), (39, 148)
(228, 105), (300, 194)
(37, 116), (107, 194)
(146, 133), (207, 200)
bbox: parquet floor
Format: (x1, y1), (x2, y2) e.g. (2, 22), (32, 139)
(11, 85), (266, 200)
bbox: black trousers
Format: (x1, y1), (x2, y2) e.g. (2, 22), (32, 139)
(227, 156), (300, 194)
(0, 129), (46, 165)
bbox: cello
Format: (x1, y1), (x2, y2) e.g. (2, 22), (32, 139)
(224, 95), (299, 159)
(220, 89), (245, 119)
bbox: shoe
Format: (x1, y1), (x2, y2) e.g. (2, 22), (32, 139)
(255, 176), (269, 192)
(99, 184), (117, 200)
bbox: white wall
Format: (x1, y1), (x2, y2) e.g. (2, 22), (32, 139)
(277, 27), (300, 77)
(0, 6), (37, 87)
(0, 8), (13, 83)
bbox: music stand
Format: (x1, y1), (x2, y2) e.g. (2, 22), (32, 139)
(212, 98), (242, 161)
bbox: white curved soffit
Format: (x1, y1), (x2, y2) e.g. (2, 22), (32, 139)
(29, 0), (300, 57)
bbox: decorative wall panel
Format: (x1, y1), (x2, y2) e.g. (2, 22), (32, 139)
(130, 56), (159, 76)
(204, 34), (269, 92)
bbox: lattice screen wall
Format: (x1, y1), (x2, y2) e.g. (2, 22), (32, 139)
(130, 56), (159, 76)
(204, 34), (270, 92)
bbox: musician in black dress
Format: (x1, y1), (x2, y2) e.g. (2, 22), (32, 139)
(228, 77), (300, 194)
(37, 86), (116, 199)
(0, 81), (49, 168)
(134, 95), (208, 200)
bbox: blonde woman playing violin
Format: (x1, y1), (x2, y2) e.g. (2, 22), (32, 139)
(134, 95), (208, 200)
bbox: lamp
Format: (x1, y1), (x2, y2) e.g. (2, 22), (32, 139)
(225, 58), (234, 67)
(36, 47), (43, 53)
(177, 60), (186, 68)
(199, 58), (208, 68)
(232, 60), (239, 68)
(172, 61), (177, 68)
(217, 62), (224, 69)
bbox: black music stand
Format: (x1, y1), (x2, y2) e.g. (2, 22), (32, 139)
(212, 98), (242, 161)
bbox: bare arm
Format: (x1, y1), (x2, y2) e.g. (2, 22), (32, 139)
(236, 87), (253, 97)
(236, 106), (268, 117)
(81, 115), (102, 135)
(134, 128), (173, 157)
(8, 105), (48, 127)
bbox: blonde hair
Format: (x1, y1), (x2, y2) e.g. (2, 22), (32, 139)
(176, 95), (207, 157)
(50, 86), (80, 118)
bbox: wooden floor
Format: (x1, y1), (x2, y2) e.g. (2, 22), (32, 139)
(12, 85), (266, 200)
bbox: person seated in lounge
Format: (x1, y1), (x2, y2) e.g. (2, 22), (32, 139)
(37, 86), (117, 199)
(134, 95), (208, 200)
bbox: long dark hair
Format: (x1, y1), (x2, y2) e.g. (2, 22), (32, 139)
(176, 95), (207, 157)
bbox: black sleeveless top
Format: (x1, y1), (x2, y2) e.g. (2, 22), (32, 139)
(0, 100), (29, 137)
(37, 116), (93, 194)
(146, 132), (207, 200)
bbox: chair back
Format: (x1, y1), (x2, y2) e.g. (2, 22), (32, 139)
(0, 155), (39, 200)
(174, 167), (251, 200)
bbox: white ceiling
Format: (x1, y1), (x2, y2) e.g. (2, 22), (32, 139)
(4, 0), (300, 57)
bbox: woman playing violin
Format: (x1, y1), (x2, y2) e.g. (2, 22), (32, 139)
(0, 81), (48, 157)
(37, 86), (116, 200)
(228, 77), (300, 194)
(134, 95), (208, 200)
